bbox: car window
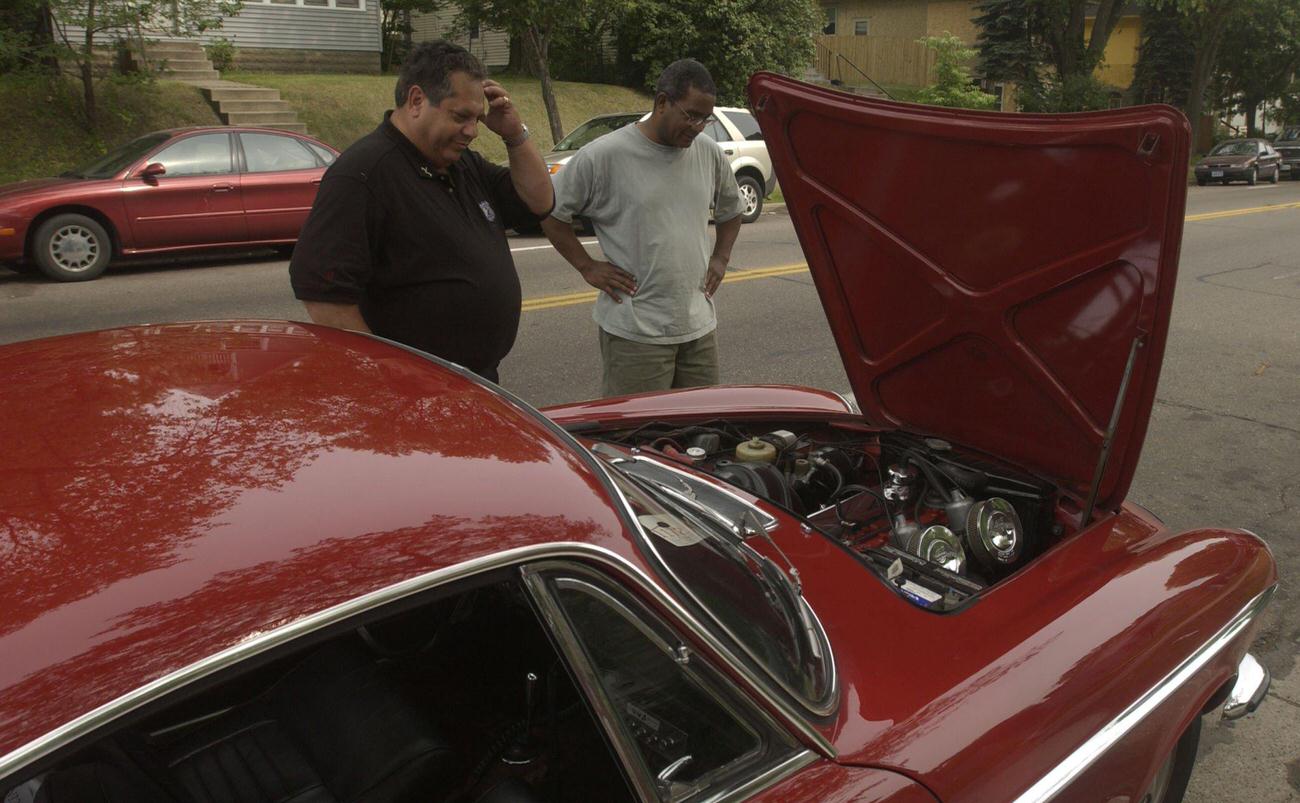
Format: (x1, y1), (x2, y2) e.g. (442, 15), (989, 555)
(241, 133), (320, 173)
(305, 141), (336, 166)
(704, 118), (730, 144)
(554, 115), (642, 151)
(725, 110), (764, 141)
(538, 571), (802, 801)
(1209, 141), (1256, 156)
(71, 133), (171, 179)
(149, 133), (233, 177)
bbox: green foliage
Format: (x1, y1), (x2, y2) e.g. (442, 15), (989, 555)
(914, 33), (997, 110)
(1213, 0), (1300, 134)
(1017, 72), (1118, 112)
(1275, 78), (1300, 125)
(204, 37), (236, 72)
(973, 0), (1046, 87)
(1132, 1), (1194, 107)
(616, 0), (820, 105)
(381, 0), (440, 72)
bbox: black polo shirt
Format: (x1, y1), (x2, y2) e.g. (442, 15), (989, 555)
(290, 112), (544, 380)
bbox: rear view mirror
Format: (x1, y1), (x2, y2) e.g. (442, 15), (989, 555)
(140, 162), (166, 180)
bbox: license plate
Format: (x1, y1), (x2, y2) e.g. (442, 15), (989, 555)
(1211, 170), (1224, 177)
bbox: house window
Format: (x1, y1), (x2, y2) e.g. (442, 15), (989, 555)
(822, 7), (836, 34)
(853, 18), (869, 35)
(256, 0), (365, 9)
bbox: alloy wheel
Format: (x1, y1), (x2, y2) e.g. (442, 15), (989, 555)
(740, 183), (759, 217)
(48, 224), (101, 273)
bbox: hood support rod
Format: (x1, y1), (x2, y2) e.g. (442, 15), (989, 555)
(1081, 335), (1145, 526)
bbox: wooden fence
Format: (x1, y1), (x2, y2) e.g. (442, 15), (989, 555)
(814, 34), (937, 88)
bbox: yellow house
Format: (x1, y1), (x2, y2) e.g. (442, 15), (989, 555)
(817, 0), (1142, 92)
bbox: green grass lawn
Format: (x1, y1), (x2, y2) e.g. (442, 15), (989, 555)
(230, 72), (652, 161)
(0, 74), (220, 185)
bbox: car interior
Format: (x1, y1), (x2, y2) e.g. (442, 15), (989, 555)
(4, 575), (637, 803)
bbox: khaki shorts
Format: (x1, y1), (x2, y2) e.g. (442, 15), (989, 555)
(598, 328), (719, 397)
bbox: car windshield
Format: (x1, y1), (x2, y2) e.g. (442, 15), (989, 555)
(553, 115), (640, 151)
(1210, 141), (1257, 156)
(601, 455), (835, 712)
(1277, 129), (1299, 142)
(64, 133), (171, 179)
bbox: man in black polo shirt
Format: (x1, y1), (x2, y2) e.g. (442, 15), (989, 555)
(290, 41), (553, 383)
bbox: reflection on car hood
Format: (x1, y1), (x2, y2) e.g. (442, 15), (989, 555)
(748, 72), (1189, 510)
(0, 177), (82, 202)
(543, 151), (574, 166)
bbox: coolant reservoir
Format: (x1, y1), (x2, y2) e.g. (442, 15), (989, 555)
(735, 438), (777, 463)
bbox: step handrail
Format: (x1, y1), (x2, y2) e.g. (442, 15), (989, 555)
(814, 40), (893, 100)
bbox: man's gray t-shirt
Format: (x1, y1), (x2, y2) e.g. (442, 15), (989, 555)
(551, 124), (743, 345)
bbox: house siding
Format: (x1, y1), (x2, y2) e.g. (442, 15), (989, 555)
(822, 0), (927, 39)
(1086, 14), (1141, 89)
(925, 0), (977, 42)
(409, 7), (510, 68)
(61, 2), (381, 71)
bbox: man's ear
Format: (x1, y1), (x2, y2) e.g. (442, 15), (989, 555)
(652, 92), (667, 115)
(405, 84), (426, 116)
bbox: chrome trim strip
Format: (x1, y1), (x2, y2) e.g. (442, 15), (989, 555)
(706, 750), (818, 803)
(1222, 653), (1269, 720)
(609, 467), (840, 719)
(1011, 584), (1276, 803)
(1, 541), (833, 782)
(625, 454), (779, 533)
(832, 391), (859, 415)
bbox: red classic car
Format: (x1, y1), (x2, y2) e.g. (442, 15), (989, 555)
(0, 74), (1276, 803)
(0, 126), (338, 282)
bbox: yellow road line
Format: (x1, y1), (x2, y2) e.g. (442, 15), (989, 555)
(520, 202), (1299, 313)
(521, 263), (809, 312)
(1185, 201), (1300, 222)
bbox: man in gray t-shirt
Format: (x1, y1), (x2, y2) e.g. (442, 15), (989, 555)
(542, 58), (743, 396)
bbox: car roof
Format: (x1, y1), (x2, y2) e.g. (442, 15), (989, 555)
(0, 322), (631, 759)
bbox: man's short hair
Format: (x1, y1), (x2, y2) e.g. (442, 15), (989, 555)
(655, 59), (716, 102)
(394, 41), (486, 108)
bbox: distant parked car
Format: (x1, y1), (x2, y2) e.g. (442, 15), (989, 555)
(0, 127), (339, 282)
(544, 108), (776, 225)
(1273, 127), (1300, 179)
(1193, 138), (1282, 186)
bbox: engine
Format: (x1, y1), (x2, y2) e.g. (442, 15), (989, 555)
(592, 421), (1062, 610)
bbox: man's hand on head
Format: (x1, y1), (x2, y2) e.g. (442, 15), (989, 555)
(482, 79), (525, 143)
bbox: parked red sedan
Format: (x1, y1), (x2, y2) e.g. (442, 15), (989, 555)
(0, 126), (338, 281)
(0, 75), (1276, 803)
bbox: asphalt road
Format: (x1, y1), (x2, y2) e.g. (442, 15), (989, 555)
(2, 184), (1298, 801)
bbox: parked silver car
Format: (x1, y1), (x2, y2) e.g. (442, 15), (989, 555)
(543, 107), (776, 224)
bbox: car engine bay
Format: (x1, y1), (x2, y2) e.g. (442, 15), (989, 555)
(588, 420), (1069, 613)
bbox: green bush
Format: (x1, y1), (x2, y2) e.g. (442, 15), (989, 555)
(913, 33), (997, 110)
(1018, 73), (1118, 113)
(205, 37), (236, 72)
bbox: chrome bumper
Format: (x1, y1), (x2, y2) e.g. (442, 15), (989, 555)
(1222, 653), (1269, 720)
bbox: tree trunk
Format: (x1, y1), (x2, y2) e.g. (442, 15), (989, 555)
(1245, 97), (1259, 137)
(1185, 11), (1231, 153)
(34, 3), (60, 72)
(528, 27), (564, 143)
(80, 0), (97, 131)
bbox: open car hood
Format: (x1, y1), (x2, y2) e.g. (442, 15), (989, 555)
(748, 73), (1189, 513)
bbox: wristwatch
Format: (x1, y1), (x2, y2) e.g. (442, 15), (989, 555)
(503, 124), (530, 148)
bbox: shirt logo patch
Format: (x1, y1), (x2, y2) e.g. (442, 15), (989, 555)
(479, 201), (497, 222)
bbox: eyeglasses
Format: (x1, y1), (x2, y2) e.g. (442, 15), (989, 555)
(669, 98), (714, 128)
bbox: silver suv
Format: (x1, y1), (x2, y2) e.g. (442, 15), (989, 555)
(542, 107), (775, 224)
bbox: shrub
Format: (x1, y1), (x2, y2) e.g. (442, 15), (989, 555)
(205, 37), (236, 72)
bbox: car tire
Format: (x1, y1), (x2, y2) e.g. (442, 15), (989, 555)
(33, 213), (112, 282)
(1247, 167), (1257, 186)
(1270, 165), (1279, 184)
(1142, 716), (1201, 803)
(1196, 178), (1207, 186)
(737, 175), (764, 224)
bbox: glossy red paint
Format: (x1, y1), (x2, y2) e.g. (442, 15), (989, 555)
(0, 127), (336, 267)
(748, 73), (1190, 513)
(543, 384), (858, 427)
(753, 494), (1274, 802)
(751, 761), (938, 801)
(0, 322), (633, 759)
